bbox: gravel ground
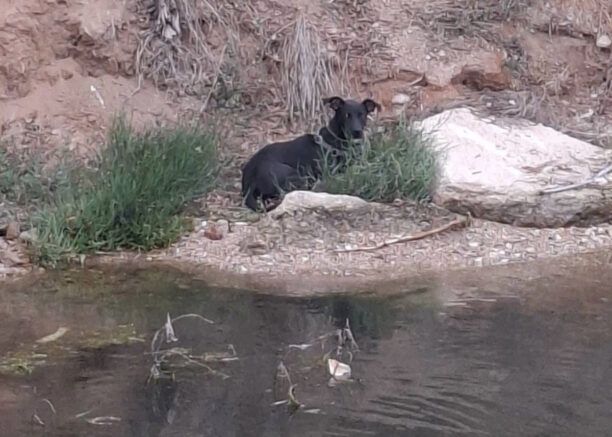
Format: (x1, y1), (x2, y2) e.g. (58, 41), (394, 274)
(3, 201), (612, 289)
(147, 201), (612, 280)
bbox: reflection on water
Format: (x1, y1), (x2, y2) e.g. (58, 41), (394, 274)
(1, 262), (612, 437)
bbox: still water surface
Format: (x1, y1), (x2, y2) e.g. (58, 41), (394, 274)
(1, 260), (611, 436)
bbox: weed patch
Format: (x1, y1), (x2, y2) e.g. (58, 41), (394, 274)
(32, 118), (220, 266)
(0, 147), (75, 208)
(319, 121), (438, 203)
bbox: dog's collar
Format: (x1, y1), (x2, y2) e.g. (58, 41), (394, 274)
(312, 133), (335, 152)
(313, 129), (364, 155)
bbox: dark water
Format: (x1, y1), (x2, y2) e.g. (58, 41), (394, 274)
(1, 260), (612, 437)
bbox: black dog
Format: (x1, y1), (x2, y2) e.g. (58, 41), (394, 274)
(241, 96), (380, 211)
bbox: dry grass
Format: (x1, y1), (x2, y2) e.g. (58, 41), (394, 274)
(135, 1), (354, 128)
(278, 12), (344, 128)
(469, 87), (611, 148)
(131, 0), (611, 150)
(413, 0), (611, 43)
(135, 0), (242, 98)
(530, 0), (612, 37)
(411, 0), (533, 42)
(408, 0), (612, 149)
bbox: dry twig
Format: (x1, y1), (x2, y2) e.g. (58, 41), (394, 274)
(334, 214), (471, 253)
(539, 163), (612, 195)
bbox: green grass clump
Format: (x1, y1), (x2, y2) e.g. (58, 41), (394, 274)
(32, 117), (220, 266)
(0, 147), (75, 208)
(319, 120), (438, 202)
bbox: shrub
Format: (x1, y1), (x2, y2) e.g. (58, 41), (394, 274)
(0, 147), (75, 208)
(32, 117), (220, 266)
(319, 120), (438, 203)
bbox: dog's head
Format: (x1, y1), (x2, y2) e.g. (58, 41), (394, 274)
(323, 96), (380, 141)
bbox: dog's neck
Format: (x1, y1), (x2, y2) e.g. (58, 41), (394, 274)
(318, 122), (350, 150)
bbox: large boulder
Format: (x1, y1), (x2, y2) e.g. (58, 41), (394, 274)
(419, 108), (612, 227)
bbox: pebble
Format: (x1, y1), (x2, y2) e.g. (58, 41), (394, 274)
(392, 93), (411, 105)
(596, 34), (611, 49)
(5, 222), (20, 240)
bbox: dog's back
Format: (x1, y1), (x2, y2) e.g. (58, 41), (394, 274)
(241, 134), (319, 210)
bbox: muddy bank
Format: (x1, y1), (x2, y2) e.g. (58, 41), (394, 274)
(82, 246), (612, 296)
(3, 201), (612, 291)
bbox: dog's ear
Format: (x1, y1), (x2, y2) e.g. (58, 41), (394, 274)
(323, 96), (345, 111)
(362, 98), (381, 114)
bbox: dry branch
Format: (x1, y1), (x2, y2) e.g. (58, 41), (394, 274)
(539, 163), (612, 195)
(334, 214), (471, 253)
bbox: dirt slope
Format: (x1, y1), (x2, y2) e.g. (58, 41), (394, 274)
(1, 0), (609, 159)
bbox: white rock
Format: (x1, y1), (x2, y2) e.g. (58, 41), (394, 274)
(392, 93), (411, 105)
(418, 107), (612, 227)
(270, 191), (369, 219)
(596, 34), (611, 49)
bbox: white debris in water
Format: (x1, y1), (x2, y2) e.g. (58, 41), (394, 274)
(327, 358), (351, 381)
(36, 327), (69, 344)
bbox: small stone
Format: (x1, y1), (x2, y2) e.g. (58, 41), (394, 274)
(19, 230), (37, 243)
(392, 93), (411, 105)
(468, 241), (480, 248)
(204, 224), (223, 241)
(596, 34), (611, 49)
(61, 69), (73, 80)
(425, 54), (432, 60)
(5, 221), (20, 240)
(216, 219), (229, 230)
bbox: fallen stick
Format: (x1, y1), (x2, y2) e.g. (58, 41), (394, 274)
(539, 163), (612, 195)
(334, 214), (471, 253)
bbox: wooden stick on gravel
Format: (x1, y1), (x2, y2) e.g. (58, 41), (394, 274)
(334, 214), (471, 253)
